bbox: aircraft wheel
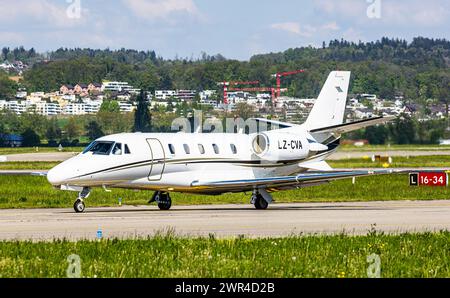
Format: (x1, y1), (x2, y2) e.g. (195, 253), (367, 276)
(74, 199), (86, 213)
(254, 195), (269, 210)
(158, 194), (172, 211)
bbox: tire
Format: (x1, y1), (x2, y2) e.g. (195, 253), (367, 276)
(74, 199), (86, 213)
(254, 196), (269, 210)
(158, 194), (172, 211)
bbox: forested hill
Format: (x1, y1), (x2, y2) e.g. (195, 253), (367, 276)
(4, 37), (449, 101)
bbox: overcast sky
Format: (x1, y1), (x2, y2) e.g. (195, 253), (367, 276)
(0, 0), (449, 60)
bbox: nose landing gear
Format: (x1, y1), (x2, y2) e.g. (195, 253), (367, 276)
(150, 191), (172, 211)
(73, 187), (90, 213)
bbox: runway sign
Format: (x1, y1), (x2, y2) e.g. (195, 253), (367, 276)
(410, 172), (448, 187)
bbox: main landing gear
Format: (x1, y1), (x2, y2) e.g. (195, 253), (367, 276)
(74, 187), (90, 213)
(149, 191), (172, 211)
(251, 189), (272, 210)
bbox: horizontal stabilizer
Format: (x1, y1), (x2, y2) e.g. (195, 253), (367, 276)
(0, 171), (48, 176)
(310, 116), (395, 135)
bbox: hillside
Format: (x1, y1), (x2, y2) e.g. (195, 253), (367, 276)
(2, 37), (449, 102)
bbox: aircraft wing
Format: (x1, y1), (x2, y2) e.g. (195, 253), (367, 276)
(0, 170), (48, 176)
(310, 116), (396, 135)
(192, 169), (401, 192)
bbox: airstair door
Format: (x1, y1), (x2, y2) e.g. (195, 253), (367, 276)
(146, 139), (166, 181)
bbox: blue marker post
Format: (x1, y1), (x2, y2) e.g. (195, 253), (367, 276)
(97, 228), (103, 240)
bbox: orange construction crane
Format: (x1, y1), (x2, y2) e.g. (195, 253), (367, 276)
(218, 81), (260, 104)
(227, 87), (277, 102)
(273, 69), (306, 99)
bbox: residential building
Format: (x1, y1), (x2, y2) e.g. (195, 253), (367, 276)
(84, 100), (102, 114)
(2, 101), (27, 114)
(16, 91), (27, 99)
(177, 90), (196, 102)
(199, 90), (216, 102)
(118, 102), (134, 113)
(88, 83), (102, 93)
(155, 90), (177, 101)
(60, 84), (75, 95)
(102, 81), (138, 93)
(74, 84), (89, 94)
(64, 103), (86, 115)
(34, 101), (61, 116)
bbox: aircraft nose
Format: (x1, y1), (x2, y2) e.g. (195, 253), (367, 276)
(47, 166), (67, 186)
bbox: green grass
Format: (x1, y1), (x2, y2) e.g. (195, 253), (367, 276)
(0, 147), (83, 155)
(339, 144), (450, 152)
(0, 232), (449, 278)
(0, 174), (448, 209)
(0, 162), (58, 170)
(329, 155), (450, 168)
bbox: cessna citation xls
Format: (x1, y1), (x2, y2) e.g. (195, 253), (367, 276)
(46, 71), (396, 213)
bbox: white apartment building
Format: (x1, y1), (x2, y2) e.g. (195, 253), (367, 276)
(154, 90), (197, 102)
(0, 100), (7, 111)
(64, 103), (86, 115)
(3, 101), (27, 114)
(118, 102), (134, 113)
(155, 90), (177, 101)
(61, 94), (76, 102)
(34, 102), (61, 116)
(199, 90), (217, 101)
(16, 91), (27, 99)
(102, 81), (140, 94)
(177, 90), (197, 101)
(84, 100), (102, 114)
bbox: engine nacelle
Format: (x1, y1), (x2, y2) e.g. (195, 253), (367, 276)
(251, 131), (310, 162)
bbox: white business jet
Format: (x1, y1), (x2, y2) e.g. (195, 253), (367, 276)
(47, 71), (395, 213)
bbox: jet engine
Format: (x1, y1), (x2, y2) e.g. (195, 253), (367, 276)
(251, 131), (310, 162)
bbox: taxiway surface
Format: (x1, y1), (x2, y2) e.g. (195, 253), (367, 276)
(1, 200), (449, 241)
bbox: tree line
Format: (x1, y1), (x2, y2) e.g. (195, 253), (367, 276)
(0, 37), (443, 103)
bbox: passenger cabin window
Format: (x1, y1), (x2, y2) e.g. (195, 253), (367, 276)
(198, 144), (205, 154)
(212, 144), (220, 154)
(183, 144), (191, 154)
(124, 144), (131, 154)
(230, 144), (237, 154)
(112, 143), (122, 155)
(83, 141), (114, 155)
(168, 144), (176, 155)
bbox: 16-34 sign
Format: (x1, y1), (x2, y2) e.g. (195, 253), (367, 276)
(409, 172), (448, 187)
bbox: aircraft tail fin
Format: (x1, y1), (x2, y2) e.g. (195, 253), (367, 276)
(305, 71), (351, 131)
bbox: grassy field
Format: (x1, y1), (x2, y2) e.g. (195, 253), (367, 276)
(329, 155), (450, 168)
(0, 174), (448, 209)
(339, 144), (450, 151)
(0, 162), (58, 170)
(0, 232), (449, 278)
(0, 147), (83, 155)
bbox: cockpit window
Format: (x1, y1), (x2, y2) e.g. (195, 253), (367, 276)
(124, 144), (131, 154)
(112, 143), (122, 155)
(83, 141), (114, 155)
